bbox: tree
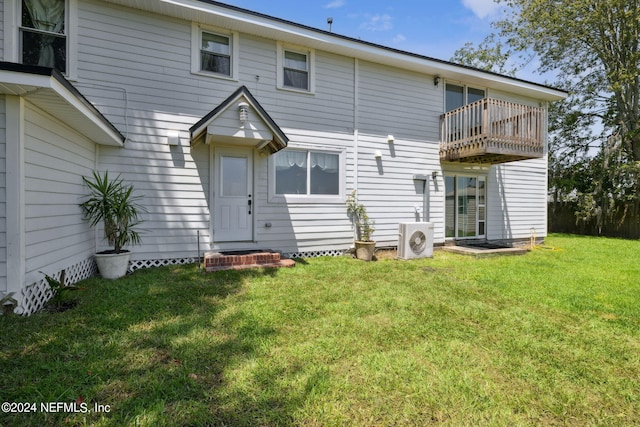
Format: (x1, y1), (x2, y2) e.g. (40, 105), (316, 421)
(498, 0), (640, 160)
(452, 0), (640, 235)
(451, 33), (518, 76)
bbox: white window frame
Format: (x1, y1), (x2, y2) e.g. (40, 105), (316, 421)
(269, 145), (345, 204)
(191, 23), (239, 81)
(276, 42), (315, 94)
(6, 0), (77, 80)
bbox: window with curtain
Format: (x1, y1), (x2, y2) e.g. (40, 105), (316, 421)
(21, 0), (67, 73)
(275, 150), (340, 196)
(283, 50), (309, 91)
(200, 31), (231, 76)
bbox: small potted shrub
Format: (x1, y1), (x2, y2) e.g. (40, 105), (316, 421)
(79, 171), (146, 279)
(346, 190), (376, 261)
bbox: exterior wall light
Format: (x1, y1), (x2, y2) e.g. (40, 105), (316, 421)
(387, 134), (394, 143)
(167, 130), (180, 146)
(238, 102), (249, 123)
(374, 150), (382, 158)
(434, 76), (440, 86)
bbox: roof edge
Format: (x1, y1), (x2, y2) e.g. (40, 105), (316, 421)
(190, 0), (568, 98)
(0, 62), (126, 145)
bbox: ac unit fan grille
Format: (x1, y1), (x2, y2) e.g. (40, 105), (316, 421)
(409, 230), (427, 254)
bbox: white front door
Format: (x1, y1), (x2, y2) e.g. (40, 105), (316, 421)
(214, 147), (253, 242)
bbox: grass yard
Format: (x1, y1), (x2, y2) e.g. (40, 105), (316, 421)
(1, 234), (639, 426)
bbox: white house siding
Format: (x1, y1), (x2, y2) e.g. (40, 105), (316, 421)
(356, 61), (444, 245)
(68, 0), (552, 260)
(356, 134), (443, 246)
(74, 1), (361, 259)
(77, 2), (216, 260)
(0, 1), (4, 60)
(487, 158), (548, 243)
(0, 95), (6, 294)
(357, 60), (441, 140)
(23, 102), (97, 284)
(253, 129), (356, 255)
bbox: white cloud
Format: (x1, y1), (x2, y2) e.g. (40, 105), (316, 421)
(360, 14), (393, 32)
(324, 0), (345, 8)
(461, 0), (500, 19)
(392, 34), (406, 44)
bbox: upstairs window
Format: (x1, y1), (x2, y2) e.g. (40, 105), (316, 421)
(20, 0), (67, 73)
(200, 32), (231, 76)
(445, 83), (485, 112)
(283, 50), (309, 91)
(191, 23), (238, 80)
(277, 43), (315, 93)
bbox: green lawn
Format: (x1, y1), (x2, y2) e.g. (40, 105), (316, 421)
(1, 234), (638, 426)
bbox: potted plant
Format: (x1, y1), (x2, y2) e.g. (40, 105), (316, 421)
(346, 190), (376, 261)
(79, 171), (146, 279)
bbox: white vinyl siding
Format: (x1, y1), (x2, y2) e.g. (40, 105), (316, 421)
(0, 95), (6, 293)
(0, 2), (5, 60)
(23, 101), (96, 284)
(487, 158), (548, 242)
(65, 0), (550, 258)
(355, 133), (442, 246)
(358, 60), (441, 141)
(256, 130), (355, 255)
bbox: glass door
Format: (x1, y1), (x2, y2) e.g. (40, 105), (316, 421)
(445, 175), (486, 239)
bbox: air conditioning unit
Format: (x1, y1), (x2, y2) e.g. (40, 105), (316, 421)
(398, 222), (434, 259)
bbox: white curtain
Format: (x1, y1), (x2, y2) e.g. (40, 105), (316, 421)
(275, 151), (307, 170)
(311, 153), (338, 173)
(284, 51), (308, 90)
(23, 0), (65, 67)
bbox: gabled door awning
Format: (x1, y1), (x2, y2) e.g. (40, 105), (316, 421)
(189, 86), (288, 154)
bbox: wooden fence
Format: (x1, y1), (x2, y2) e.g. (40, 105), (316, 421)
(548, 202), (640, 239)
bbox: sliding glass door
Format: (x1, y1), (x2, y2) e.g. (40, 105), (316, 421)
(445, 175), (486, 239)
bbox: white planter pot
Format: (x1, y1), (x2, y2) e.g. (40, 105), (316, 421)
(354, 241), (376, 261)
(95, 251), (131, 279)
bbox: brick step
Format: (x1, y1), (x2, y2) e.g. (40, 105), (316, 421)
(204, 250), (295, 272)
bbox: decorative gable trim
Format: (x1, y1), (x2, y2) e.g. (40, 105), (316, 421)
(190, 85), (289, 154)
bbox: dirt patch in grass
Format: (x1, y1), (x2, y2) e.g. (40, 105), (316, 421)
(373, 249), (397, 260)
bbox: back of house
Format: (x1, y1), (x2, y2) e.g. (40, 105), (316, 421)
(0, 0), (566, 314)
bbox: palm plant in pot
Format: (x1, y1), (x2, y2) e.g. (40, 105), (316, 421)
(79, 171), (146, 279)
(346, 190), (376, 261)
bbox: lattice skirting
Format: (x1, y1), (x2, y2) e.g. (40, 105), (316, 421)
(15, 250), (347, 316)
(128, 258), (198, 272)
(283, 249), (348, 259)
(17, 258), (98, 316)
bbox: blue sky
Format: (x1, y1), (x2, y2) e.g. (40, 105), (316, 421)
(218, 0), (506, 73)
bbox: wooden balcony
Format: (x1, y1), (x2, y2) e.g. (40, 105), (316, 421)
(440, 98), (546, 164)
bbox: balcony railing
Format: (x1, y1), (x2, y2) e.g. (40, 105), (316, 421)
(440, 98), (546, 164)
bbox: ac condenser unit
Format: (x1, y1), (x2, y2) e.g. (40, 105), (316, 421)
(398, 222), (434, 259)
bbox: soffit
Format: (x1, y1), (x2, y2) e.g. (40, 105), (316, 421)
(0, 64), (125, 146)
